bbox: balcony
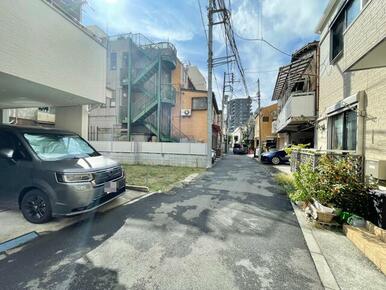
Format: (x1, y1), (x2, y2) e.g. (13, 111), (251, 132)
(0, 0), (106, 109)
(275, 92), (316, 133)
(344, 0), (386, 71)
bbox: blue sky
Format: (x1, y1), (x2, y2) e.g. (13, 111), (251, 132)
(83, 0), (329, 109)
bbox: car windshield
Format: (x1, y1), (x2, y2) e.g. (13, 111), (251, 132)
(24, 133), (99, 161)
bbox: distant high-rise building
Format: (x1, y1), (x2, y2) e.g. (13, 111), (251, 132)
(228, 97), (252, 132)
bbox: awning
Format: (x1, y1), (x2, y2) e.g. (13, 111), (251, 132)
(272, 57), (313, 101)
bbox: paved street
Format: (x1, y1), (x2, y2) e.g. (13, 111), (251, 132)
(0, 155), (322, 289)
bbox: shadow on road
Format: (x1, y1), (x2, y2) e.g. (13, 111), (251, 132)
(0, 154), (302, 289)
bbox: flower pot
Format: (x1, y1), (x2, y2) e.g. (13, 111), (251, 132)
(310, 199), (336, 223)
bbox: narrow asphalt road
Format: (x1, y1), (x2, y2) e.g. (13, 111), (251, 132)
(0, 155), (322, 289)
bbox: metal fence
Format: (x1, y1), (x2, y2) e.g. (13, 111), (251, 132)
(290, 149), (363, 178)
(88, 126), (199, 143)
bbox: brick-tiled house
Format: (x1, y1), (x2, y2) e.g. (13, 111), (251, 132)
(271, 41), (319, 149)
(315, 0), (386, 182)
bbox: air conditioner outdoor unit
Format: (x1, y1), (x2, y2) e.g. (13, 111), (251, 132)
(365, 159), (386, 180)
(181, 109), (192, 117)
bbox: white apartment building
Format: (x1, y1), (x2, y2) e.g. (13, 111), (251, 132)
(0, 0), (106, 137)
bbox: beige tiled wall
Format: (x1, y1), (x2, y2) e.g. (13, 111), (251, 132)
(316, 0), (386, 161)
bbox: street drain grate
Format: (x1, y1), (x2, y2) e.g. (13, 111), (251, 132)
(0, 231), (39, 253)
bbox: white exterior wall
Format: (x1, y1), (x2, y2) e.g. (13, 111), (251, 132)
(56, 106), (88, 138)
(0, 0), (106, 104)
(317, 0), (386, 162)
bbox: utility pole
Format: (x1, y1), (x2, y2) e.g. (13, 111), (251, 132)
(207, 0), (214, 168)
(224, 94), (229, 153)
(257, 78), (263, 161)
(221, 71), (226, 155)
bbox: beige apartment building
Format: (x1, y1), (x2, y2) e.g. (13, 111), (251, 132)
(315, 0), (386, 181)
(254, 103), (278, 149)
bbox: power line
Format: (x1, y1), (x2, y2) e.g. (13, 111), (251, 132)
(214, 0), (249, 97)
(197, 0), (224, 105)
(233, 30), (291, 57)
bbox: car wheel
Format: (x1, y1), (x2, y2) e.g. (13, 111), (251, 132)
(21, 190), (52, 224)
(271, 156), (281, 165)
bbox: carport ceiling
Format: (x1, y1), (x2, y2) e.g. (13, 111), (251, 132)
(0, 71), (100, 109)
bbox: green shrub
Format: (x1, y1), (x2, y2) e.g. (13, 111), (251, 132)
(284, 143), (311, 155)
(291, 161), (317, 203)
(290, 154), (376, 217)
(275, 173), (295, 194)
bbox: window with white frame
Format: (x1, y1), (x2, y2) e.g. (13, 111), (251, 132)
(329, 109), (357, 150)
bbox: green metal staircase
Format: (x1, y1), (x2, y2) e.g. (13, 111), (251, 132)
(144, 121), (172, 142)
(131, 91), (158, 123)
(118, 33), (179, 142)
(132, 60), (159, 87)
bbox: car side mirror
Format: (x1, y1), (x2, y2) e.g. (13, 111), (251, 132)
(0, 148), (16, 164)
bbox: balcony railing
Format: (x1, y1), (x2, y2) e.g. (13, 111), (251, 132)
(275, 92), (315, 133)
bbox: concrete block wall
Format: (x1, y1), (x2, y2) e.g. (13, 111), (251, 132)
(316, 0), (386, 161)
(90, 141), (208, 168)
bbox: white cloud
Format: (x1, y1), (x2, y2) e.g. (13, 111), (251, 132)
(85, 0), (197, 42)
(83, 0), (329, 109)
(226, 0), (328, 108)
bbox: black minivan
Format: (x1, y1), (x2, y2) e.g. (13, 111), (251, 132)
(0, 125), (126, 224)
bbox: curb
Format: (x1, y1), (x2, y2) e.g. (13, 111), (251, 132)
(126, 184), (150, 192)
(291, 202), (340, 290)
(266, 166), (339, 289)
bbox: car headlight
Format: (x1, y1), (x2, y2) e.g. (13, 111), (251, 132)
(56, 172), (93, 183)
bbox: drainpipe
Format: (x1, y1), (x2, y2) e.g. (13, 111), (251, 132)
(315, 45), (320, 148)
(127, 39), (132, 140)
(357, 91), (366, 181)
(157, 53), (162, 141)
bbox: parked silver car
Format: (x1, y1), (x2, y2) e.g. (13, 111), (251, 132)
(0, 125), (126, 224)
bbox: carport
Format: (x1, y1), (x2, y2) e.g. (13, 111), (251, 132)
(0, 0), (107, 137)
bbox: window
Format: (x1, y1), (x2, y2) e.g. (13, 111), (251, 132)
(110, 52), (117, 70)
(262, 116), (269, 122)
(292, 80), (305, 92)
(110, 97), (116, 108)
(346, 0), (361, 27)
(331, 12), (345, 61)
(192, 97), (207, 110)
(0, 132), (31, 161)
(24, 133), (99, 161)
(330, 0), (362, 61)
(329, 110), (357, 150)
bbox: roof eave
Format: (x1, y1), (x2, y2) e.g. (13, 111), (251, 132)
(315, 0), (340, 34)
